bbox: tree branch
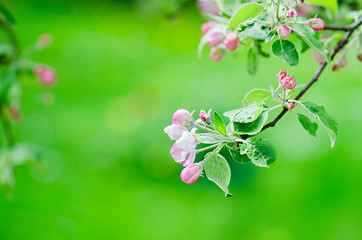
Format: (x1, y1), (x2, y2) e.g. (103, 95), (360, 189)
(248, 17), (362, 137)
(324, 25), (350, 31)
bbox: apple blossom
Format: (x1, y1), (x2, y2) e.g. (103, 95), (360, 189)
(170, 143), (196, 166)
(277, 25), (292, 38)
(180, 163), (203, 184)
(281, 76), (296, 90)
(224, 32), (239, 51)
(201, 22), (214, 35)
(308, 18), (325, 32)
(164, 124), (187, 140)
(287, 10), (296, 17)
(288, 102), (296, 109)
(340, 59), (347, 68)
(34, 65), (56, 87)
(172, 109), (192, 125)
(206, 30), (224, 46)
(277, 69), (287, 81)
(209, 47), (224, 62)
(332, 64), (339, 72)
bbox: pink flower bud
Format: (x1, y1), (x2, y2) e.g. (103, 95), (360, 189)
(287, 10), (296, 17)
(206, 30), (224, 46)
(308, 18), (324, 32)
(201, 22), (214, 35)
(9, 105), (21, 123)
(197, 0), (220, 16)
(224, 32), (239, 51)
(312, 51), (325, 63)
(340, 59), (347, 68)
(209, 47), (224, 62)
(288, 102), (296, 109)
(164, 124), (187, 140)
(172, 109), (192, 125)
(332, 64), (339, 72)
(281, 76), (296, 90)
(358, 53), (362, 62)
(34, 65), (57, 87)
(199, 109), (210, 122)
(37, 33), (52, 47)
(277, 25), (292, 38)
(277, 69), (287, 82)
(180, 163), (203, 184)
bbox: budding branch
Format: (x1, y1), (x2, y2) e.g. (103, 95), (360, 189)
(247, 17), (362, 138)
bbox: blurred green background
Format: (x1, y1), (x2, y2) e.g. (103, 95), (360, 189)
(0, 0), (361, 239)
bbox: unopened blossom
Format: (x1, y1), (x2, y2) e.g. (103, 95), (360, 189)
(332, 64), (339, 72)
(197, 0), (220, 16)
(180, 163), (203, 184)
(281, 76), (296, 90)
(358, 53), (362, 62)
(172, 109), (192, 125)
(9, 105), (21, 123)
(277, 69), (287, 81)
(277, 25), (292, 38)
(206, 30), (224, 46)
(224, 32), (239, 51)
(201, 22), (214, 35)
(308, 18), (325, 32)
(164, 124), (187, 140)
(37, 33), (52, 47)
(34, 65), (56, 87)
(340, 59), (347, 68)
(287, 10), (296, 18)
(209, 47), (224, 62)
(199, 109), (210, 122)
(313, 51), (325, 64)
(288, 102), (296, 109)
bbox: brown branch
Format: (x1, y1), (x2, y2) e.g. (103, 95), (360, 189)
(324, 25), (350, 31)
(247, 17), (362, 137)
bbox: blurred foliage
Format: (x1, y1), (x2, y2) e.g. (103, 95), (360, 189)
(0, 0), (360, 240)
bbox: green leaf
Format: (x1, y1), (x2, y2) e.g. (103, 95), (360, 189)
(297, 113), (318, 137)
(198, 34), (208, 59)
(214, 112), (227, 136)
(247, 44), (259, 76)
(265, 28), (276, 44)
(300, 101), (338, 147)
(292, 25), (330, 63)
(243, 89), (271, 106)
(307, 0), (338, 14)
(272, 39), (299, 66)
(233, 111), (268, 135)
(229, 148), (250, 164)
(244, 22), (269, 40)
(0, 3), (16, 26)
(229, 3), (264, 30)
(233, 105), (268, 123)
(204, 153), (232, 196)
(247, 138), (277, 168)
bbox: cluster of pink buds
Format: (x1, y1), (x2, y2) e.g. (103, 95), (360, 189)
(164, 109), (203, 184)
(34, 65), (57, 87)
(201, 22), (239, 62)
(199, 109), (211, 124)
(277, 69), (296, 90)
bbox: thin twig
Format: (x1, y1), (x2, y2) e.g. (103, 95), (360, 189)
(246, 17), (362, 137)
(324, 25), (350, 31)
